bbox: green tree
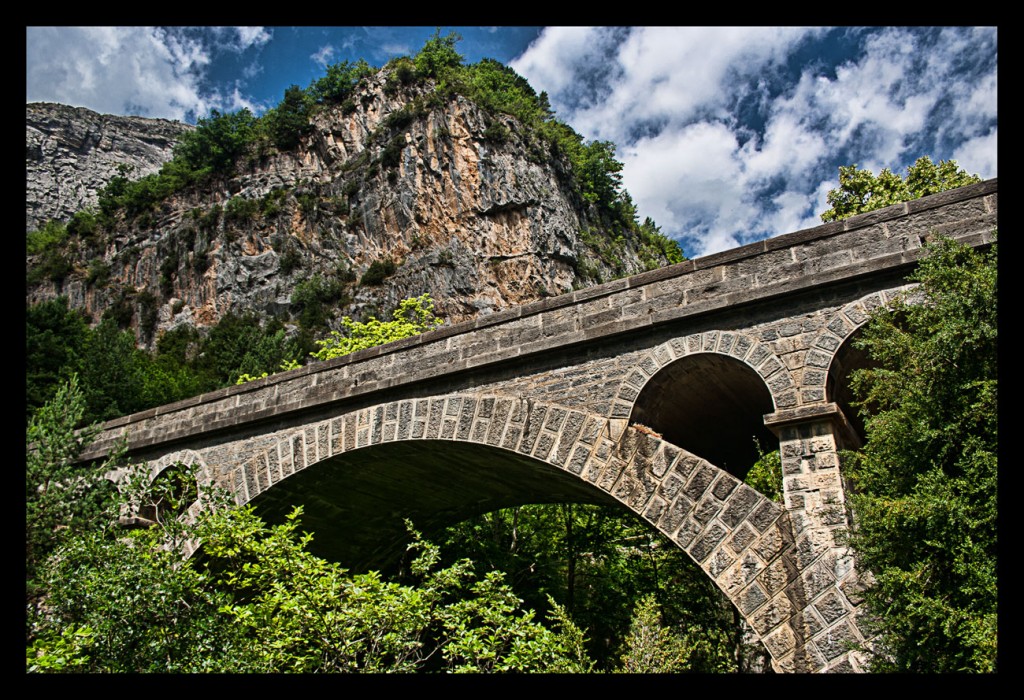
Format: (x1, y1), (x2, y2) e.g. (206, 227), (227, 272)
(820, 156), (981, 222)
(617, 595), (694, 673)
(27, 380), (593, 673)
(174, 108), (258, 176)
(845, 236), (997, 672)
(744, 444), (782, 503)
(28, 487), (594, 672)
(25, 375), (116, 588)
(414, 29), (463, 80)
(439, 503), (752, 671)
(262, 84), (313, 151)
(310, 59), (374, 104)
(26, 297), (90, 420)
(76, 318), (150, 422)
(311, 294), (442, 361)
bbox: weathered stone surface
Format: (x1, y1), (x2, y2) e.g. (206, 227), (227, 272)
(27, 82), (674, 348)
(26, 102), (192, 232)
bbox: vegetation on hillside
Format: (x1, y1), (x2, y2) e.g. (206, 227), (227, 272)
(26, 297), (311, 423)
(26, 31), (687, 424)
(27, 31), (683, 311)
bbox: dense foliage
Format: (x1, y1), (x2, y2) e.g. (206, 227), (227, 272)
(438, 503), (765, 672)
(26, 373), (777, 673)
(844, 236), (997, 672)
(25, 380), (603, 673)
(820, 156), (981, 222)
(25, 298), (308, 425)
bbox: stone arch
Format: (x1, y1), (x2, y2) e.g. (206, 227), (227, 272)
(610, 331), (787, 478)
(611, 331), (791, 419)
(109, 449), (211, 558)
(216, 392), (818, 671)
(804, 285), (916, 448)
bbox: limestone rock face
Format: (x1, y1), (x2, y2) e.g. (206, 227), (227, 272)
(26, 69), (677, 349)
(26, 102), (193, 232)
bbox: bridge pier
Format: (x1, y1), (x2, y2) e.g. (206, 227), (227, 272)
(764, 404), (871, 672)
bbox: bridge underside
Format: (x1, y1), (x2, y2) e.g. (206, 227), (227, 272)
(630, 353), (777, 479)
(248, 439), (623, 572)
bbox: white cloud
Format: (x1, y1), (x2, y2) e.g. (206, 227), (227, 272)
(26, 26), (276, 122)
(515, 27), (819, 147)
(740, 111), (828, 187)
(795, 29), (937, 164)
(510, 27), (616, 106)
(622, 121), (751, 257)
(312, 45), (336, 67)
(378, 43), (412, 59)
(953, 70), (998, 132)
(233, 27), (272, 51)
(27, 27), (211, 120)
(953, 128), (998, 179)
(763, 190), (822, 236)
(206, 26), (271, 53)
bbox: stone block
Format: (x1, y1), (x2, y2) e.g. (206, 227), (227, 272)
(720, 485), (759, 528)
(727, 522), (757, 555)
(683, 463), (717, 500)
(689, 522), (727, 562)
(673, 518), (704, 549)
(692, 495), (723, 524)
(762, 622), (797, 659)
(750, 594), (794, 635)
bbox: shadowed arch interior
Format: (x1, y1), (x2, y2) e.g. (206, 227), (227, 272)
(827, 327), (878, 449)
(629, 353), (776, 480)
(248, 439), (623, 573)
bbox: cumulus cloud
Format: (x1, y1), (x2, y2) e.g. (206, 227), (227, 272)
(25, 25), (995, 257)
(953, 128), (998, 179)
(512, 26), (997, 257)
(26, 26), (270, 122)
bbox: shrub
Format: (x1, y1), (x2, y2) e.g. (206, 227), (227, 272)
(360, 258), (398, 285)
(86, 261), (111, 288)
(311, 294), (442, 361)
(278, 246), (303, 276)
(380, 135), (405, 171)
(296, 192), (318, 218)
(136, 291), (159, 342)
(483, 121), (509, 143)
(290, 274), (351, 330)
(27, 220), (68, 255)
(224, 197), (259, 223)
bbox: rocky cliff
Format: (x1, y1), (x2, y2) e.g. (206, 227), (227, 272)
(26, 64), (682, 350)
(26, 103), (192, 233)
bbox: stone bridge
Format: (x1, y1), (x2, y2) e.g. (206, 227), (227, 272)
(80, 179), (997, 673)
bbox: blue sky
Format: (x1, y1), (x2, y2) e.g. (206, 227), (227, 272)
(26, 26), (997, 258)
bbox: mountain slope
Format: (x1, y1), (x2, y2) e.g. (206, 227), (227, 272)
(26, 102), (192, 233)
(26, 47), (684, 352)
